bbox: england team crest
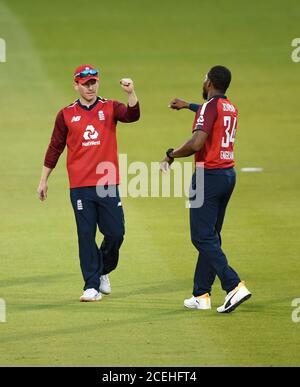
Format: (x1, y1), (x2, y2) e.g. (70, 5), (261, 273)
(98, 110), (105, 121)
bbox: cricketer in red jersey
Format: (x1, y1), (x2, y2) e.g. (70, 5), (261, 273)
(38, 65), (140, 302)
(161, 66), (251, 313)
(192, 96), (237, 169)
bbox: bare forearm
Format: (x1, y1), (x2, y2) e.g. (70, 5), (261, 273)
(37, 166), (53, 201)
(40, 166), (53, 183)
(170, 131), (208, 159)
(128, 90), (138, 107)
(160, 141), (196, 174)
(162, 131), (208, 172)
(171, 138), (198, 158)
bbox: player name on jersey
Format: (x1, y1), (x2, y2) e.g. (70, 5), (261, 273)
(220, 150), (234, 160)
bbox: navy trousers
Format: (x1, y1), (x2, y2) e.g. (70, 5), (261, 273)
(70, 186), (125, 291)
(190, 168), (240, 296)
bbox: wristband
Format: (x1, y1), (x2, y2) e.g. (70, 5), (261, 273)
(166, 148), (174, 160)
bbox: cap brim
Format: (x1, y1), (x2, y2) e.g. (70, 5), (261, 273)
(75, 75), (99, 84)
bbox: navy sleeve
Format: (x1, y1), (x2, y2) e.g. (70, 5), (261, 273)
(189, 103), (200, 112)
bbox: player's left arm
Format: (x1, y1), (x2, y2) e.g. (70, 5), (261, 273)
(113, 78), (140, 123)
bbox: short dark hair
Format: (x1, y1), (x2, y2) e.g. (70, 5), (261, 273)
(207, 65), (232, 93)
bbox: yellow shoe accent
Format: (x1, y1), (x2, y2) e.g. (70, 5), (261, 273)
(233, 281), (246, 292)
(195, 293), (211, 308)
(196, 293), (210, 299)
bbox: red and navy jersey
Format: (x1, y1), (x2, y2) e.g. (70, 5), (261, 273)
(44, 97), (140, 188)
(192, 96), (237, 169)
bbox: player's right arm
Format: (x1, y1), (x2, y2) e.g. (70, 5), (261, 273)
(168, 98), (200, 112)
(37, 166), (53, 201)
(37, 110), (68, 201)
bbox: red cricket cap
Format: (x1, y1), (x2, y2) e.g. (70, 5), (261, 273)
(73, 64), (99, 84)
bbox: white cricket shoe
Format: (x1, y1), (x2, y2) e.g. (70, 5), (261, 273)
(217, 281), (251, 313)
(184, 293), (211, 310)
(80, 288), (102, 302)
(100, 275), (111, 295)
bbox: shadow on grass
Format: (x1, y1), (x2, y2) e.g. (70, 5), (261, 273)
(0, 284), (268, 347)
(0, 273), (75, 287)
(1, 301), (263, 355)
(0, 305), (214, 346)
(4, 279), (270, 323)
(4, 274), (284, 322)
(112, 278), (189, 299)
(10, 279), (189, 313)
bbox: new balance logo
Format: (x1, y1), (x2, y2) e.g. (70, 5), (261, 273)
(77, 200), (83, 210)
(98, 111), (105, 121)
(71, 116), (81, 122)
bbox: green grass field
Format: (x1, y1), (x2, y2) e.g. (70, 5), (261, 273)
(1, 0), (300, 366)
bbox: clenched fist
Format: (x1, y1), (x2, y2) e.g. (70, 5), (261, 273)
(168, 98), (189, 110)
(120, 78), (134, 94)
